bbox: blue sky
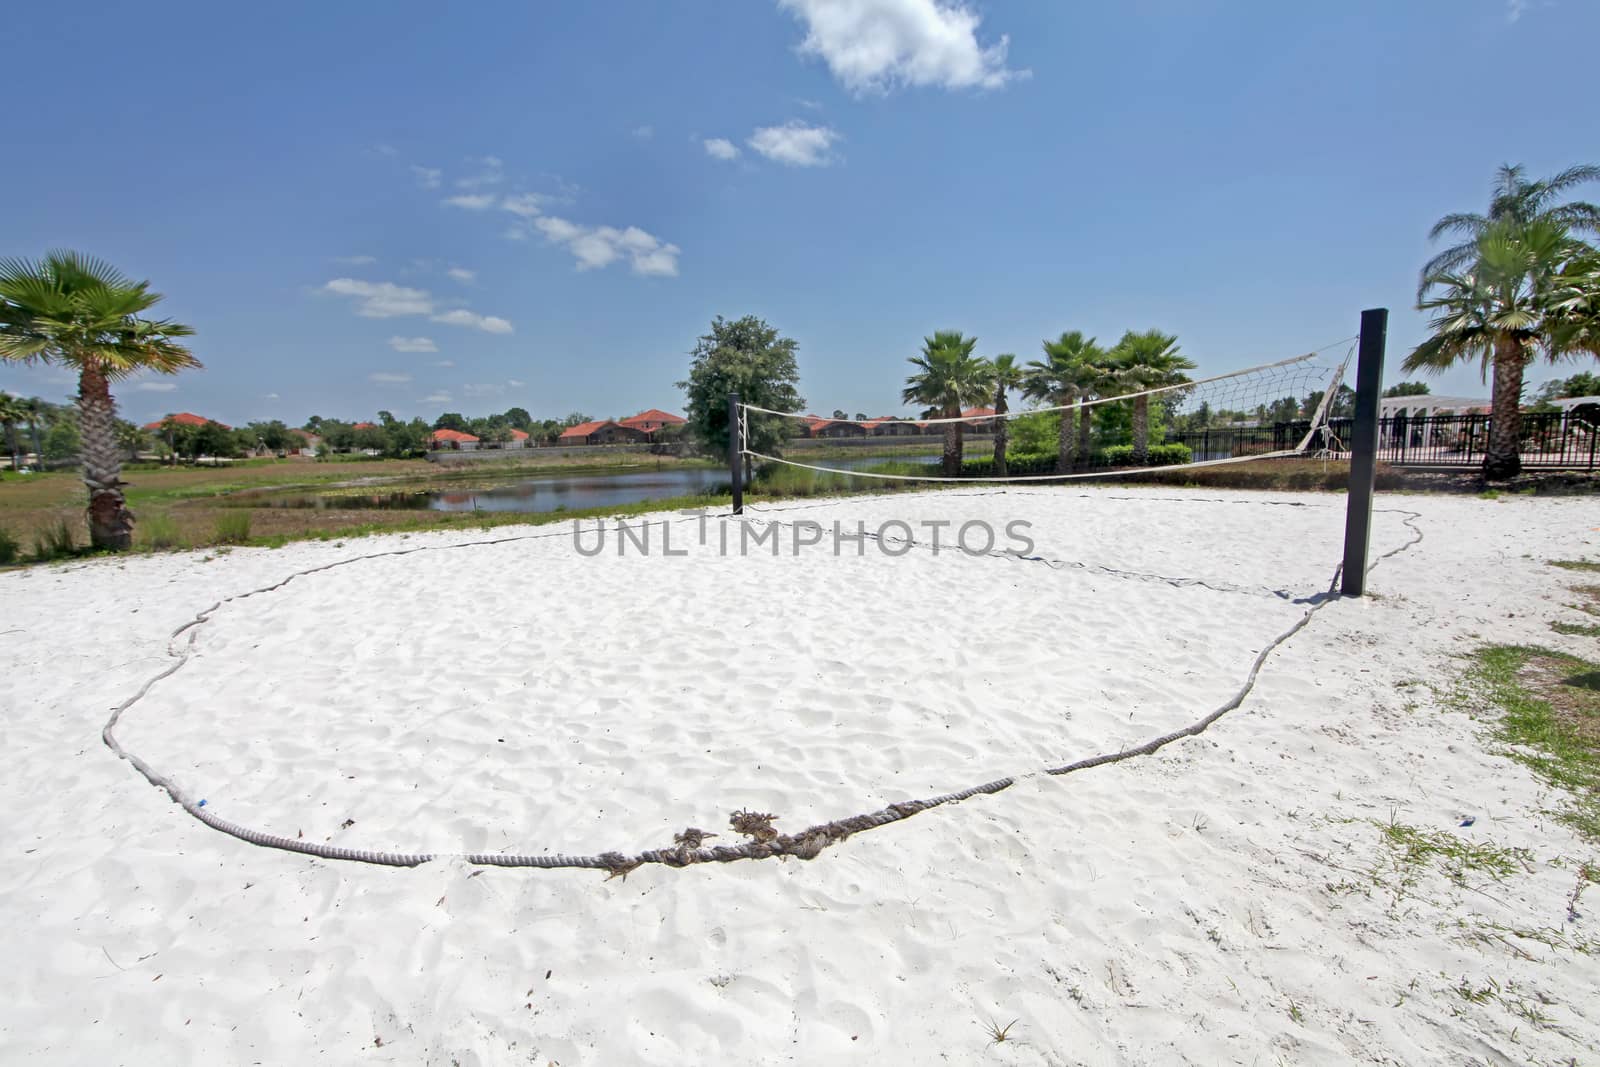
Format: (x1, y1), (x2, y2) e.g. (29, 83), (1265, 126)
(4, 0), (1597, 426)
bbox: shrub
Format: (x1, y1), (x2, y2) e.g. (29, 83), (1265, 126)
(140, 511), (182, 550)
(214, 510), (252, 544)
(32, 521), (76, 561)
(1096, 442), (1194, 467)
(0, 526), (19, 565)
(961, 452), (1058, 477)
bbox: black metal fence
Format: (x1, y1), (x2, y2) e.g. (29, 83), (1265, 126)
(1167, 409), (1600, 471)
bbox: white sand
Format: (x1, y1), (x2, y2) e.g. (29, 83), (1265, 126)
(2, 485), (1598, 1064)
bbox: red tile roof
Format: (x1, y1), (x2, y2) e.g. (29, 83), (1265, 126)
(508, 427), (529, 440)
(429, 427), (479, 443)
(353, 421), (377, 431)
(961, 407), (997, 419)
(558, 419), (615, 439)
(143, 412), (231, 431)
(619, 408), (685, 428)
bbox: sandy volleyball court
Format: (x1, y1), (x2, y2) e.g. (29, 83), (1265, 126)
(2, 485), (1598, 1065)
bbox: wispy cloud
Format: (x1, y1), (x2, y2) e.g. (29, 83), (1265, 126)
(456, 156), (505, 189)
(447, 266), (476, 283)
(323, 278), (433, 318)
(1506, 0), (1529, 21)
(632, 124), (655, 139)
(431, 309), (513, 334)
(411, 165), (442, 189)
(333, 254), (377, 265)
(778, 0), (1025, 94)
(323, 278), (513, 332)
(704, 137), (742, 161)
(434, 360), (455, 369)
(444, 193), (497, 210)
(370, 372), (413, 384)
(387, 336), (438, 353)
(531, 217), (680, 276)
(134, 381), (178, 393)
(748, 121), (841, 166)
(421, 391), (452, 404)
(507, 378), (526, 388)
(264, 392), (280, 400)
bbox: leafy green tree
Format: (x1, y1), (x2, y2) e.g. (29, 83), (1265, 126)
(902, 331), (990, 476)
(1024, 331), (1108, 472)
(987, 354), (1024, 476)
(0, 252), (198, 548)
(1382, 381), (1431, 397)
(0, 392), (22, 469)
(678, 314), (805, 473)
(1405, 217), (1579, 478)
(353, 424), (388, 452)
(44, 416), (81, 461)
(831, 408), (848, 420)
(20, 396), (47, 460)
(503, 406), (533, 431)
(433, 412), (468, 432)
(319, 419), (356, 452)
(304, 415), (324, 432)
(1006, 410), (1059, 455)
(247, 420), (295, 452)
(382, 417), (430, 457)
(1108, 329), (1195, 463)
(114, 418), (148, 461)
(1420, 164), (1600, 296)
(376, 409), (397, 427)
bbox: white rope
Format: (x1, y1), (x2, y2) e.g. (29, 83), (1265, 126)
(742, 447), (1310, 483)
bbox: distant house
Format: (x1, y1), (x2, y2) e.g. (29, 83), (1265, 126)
(557, 419), (648, 446)
(352, 421), (378, 431)
(429, 427), (480, 451)
(800, 416), (867, 439)
(142, 412), (231, 432)
(288, 429), (321, 457)
(619, 408), (686, 441)
(506, 428), (530, 449)
(960, 406), (998, 431)
(860, 416), (923, 437)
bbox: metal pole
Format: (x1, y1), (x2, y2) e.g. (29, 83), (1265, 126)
(727, 391), (743, 516)
(1340, 308), (1387, 597)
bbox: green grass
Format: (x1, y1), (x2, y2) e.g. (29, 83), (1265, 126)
(0, 525), (18, 565)
(1551, 559), (1600, 573)
(213, 510), (252, 544)
(1466, 646), (1600, 841)
(30, 520), (77, 562)
(1552, 620), (1600, 638)
(1378, 816), (1532, 882)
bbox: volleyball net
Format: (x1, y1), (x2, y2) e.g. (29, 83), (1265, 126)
(735, 338), (1357, 485)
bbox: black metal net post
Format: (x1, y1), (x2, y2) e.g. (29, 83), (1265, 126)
(727, 392), (743, 515)
(1340, 308), (1387, 596)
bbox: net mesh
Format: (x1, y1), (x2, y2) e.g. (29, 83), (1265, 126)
(738, 338), (1357, 484)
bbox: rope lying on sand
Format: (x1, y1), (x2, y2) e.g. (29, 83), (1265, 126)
(101, 505), (1424, 875)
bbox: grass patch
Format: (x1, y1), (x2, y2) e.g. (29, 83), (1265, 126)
(138, 511), (183, 550)
(1467, 646), (1600, 841)
(213, 510), (252, 544)
(1378, 816), (1532, 882)
(1550, 559), (1600, 573)
(0, 525), (18, 565)
(31, 520), (77, 561)
(1552, 620), (1600, 638)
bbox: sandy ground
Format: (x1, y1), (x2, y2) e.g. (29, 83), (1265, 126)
(2, 485), (1598, 1065)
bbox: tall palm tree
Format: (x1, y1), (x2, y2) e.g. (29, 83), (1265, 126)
(19, 396), (46, 462)
(0, 391), (22, 471)
(903, 330), (990, 476)
(1404, 218), (1579, 479)
(1547, 252), (1600, 359)
(1420, 164), (1600, 298)
(0, 253), (198, 549)
(1024, 332), (1108, 473)
(987, 354), (1024, 476)
(1109, 329), (1196, 463)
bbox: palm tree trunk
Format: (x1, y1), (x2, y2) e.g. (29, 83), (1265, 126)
(992, 388), (1009, 477)
(1056, 402), (1076, 473)
(4, 423), (18, 470)
(1078, 400), (1092, 463)
(1484, 337), (1526, 481)
(1132, 396), (1150, 464)
(942, 414), (962, 477)
(78, 364), (135, 550)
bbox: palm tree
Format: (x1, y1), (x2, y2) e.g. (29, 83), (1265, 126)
(1547, 252), (1600, 359)
(903, 331), (990, 476)
(1024, 332), (1108, 473)
(987, 354), (1024, 476)
(0, 392), (22, 471)
(0, 253), (198, 549)
(1109, 329), (1196, 463)
(1404, 218), (1579, 479)
(1421, 164), (1600, 296)
(19, 396), (46, 463)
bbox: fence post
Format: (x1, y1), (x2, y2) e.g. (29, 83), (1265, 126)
(727, 391), (743, 516)
(1340, 308), (1387, 596)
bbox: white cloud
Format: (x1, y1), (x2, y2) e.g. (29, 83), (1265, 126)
(370, 372), (413, 384)
(446, 266), (476, 283)
(334, 254), (377, 265)
(778, 0), (1025, 94)
(387, 336), (438, 353)
(462, 383), (503, 397)
(411, 165), (442, 189)
(748, 121), (841, 166)
(134, 381), (178, 393)
(434, 360), (455, 368)
(501, 193), (547, 218)
(322, 278), (434, 318)
(632, 124), (654, 139)
(1506, 0), (1528, 21)
(421, 391), (452, 404)
(264, 392), (280, 400)
(532, 217), (681, 276)
(704, 137), (742, 161)
(444, 193), (497, 210)
(507, 379), (526, 388)
(431, 309), (514, 334)
(456, 156), (505, 189)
